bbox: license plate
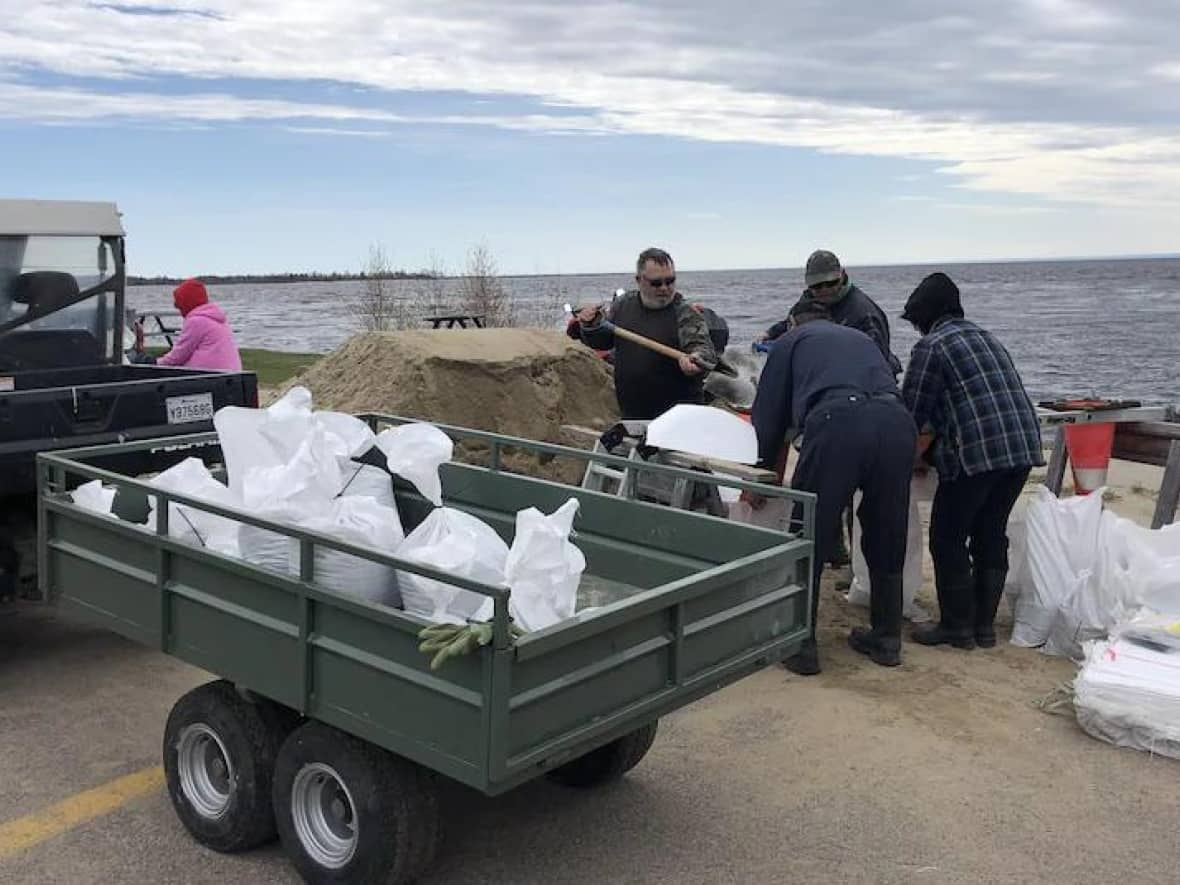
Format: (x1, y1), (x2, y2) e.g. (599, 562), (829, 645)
(166, 392), (215, 424)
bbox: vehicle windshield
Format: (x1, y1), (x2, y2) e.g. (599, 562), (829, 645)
(0, 234), (121, 365)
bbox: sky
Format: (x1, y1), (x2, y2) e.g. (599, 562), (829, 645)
(1, 0), (1178, 276)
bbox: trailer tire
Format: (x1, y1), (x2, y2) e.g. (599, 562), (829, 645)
(162, 680), (285, 852)
(547, 720), (659, 789)
(273, 722), (441, 885)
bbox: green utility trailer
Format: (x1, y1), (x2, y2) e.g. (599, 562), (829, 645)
(37, 415), (814, 884)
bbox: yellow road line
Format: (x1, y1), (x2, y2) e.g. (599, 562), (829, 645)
(0, 765), (164, 860)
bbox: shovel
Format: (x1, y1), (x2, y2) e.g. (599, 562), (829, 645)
(565, 303), (738, 377)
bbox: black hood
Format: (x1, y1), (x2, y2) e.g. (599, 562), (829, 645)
(902, 272), (964, 334)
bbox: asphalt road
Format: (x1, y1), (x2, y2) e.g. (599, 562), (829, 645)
(3, 598), (1180, 885)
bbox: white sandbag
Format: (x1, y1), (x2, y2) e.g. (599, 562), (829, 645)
(375, 423), (454, 506)
(300, 497), (403, 607)
(314, 411), (376, 458)
(238, 497), (404, 608)
(645, 404), (758, 465)
(334, 458), (394, 504)
(727, 496), (793, 532)
(501, 499), (586, 632)
(398, 508), (508, 623)
(847, 472), (935, 622)
(147, 457), (241, 557)
(1010, 486), (1103, 647)
(71, 479), (116, 516)
(214, 386), (317, 497)
(1074, 616), (1180, 759)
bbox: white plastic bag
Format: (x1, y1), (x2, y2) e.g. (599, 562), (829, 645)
(646, 404), (758, 465)
(71, 479), (116, 516)
(1074, 615), (1180, 759)
(398, 508), (508, 623)
(501, 499), (586, 632)
(1010, 487), (1104, 648)
(147, 458), (242, 556)
(238, 497), (404, 608)
(375, 423), (454, 507)
(847, 472), (935, 622)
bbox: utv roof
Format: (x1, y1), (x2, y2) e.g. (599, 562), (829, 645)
(0, 199), (125, 237)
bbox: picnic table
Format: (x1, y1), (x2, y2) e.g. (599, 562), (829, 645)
(424, 314), (486, 329)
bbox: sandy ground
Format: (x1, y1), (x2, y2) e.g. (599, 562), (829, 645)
(3, 586), (1179, 884)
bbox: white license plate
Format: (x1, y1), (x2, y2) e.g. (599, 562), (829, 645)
(166, 392), (215, 424)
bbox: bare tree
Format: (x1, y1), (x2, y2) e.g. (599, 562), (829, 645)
(411, 250), (452, 319)
(460, 241), (512, 327)
(352, 244), (403, 332)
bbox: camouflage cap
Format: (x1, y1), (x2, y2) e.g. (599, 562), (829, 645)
(804, 250), (843, 287)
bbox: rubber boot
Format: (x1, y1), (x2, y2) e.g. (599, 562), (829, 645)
(848, 572), (902, 667)
(783, 637), (821, 676)
(973, 569), (1008, 648)
(912, 571), (976, 649)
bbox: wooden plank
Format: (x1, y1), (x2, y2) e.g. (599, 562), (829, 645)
(561, 424), (777, 483)
(1151, 440), (1180, 530)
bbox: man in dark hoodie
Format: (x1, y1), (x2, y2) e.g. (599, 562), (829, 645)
(901, 272), (1043, 651)
(573, 247), (716, 419)
(751, 302), (916, 674)
(757, 250), (902, 376)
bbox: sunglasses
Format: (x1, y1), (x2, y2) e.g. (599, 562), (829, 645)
(641, 276), (676, 289)
(810, 278), (842, 290)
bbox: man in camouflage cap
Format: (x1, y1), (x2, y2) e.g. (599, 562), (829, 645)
(758, 250), (901, 376)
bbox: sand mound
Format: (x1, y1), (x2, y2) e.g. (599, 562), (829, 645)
(290, 329), (619, 481)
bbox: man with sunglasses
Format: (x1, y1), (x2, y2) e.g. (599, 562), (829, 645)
(573, 247), (717, 419)
(757, 250), (902, 377)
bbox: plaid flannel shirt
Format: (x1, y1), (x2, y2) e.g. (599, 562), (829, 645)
(902, 318), (1043, 479)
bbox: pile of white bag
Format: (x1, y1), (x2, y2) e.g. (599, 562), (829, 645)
(69, 387), (587, 630)
(1007, 486), (1180, 660)
(1074, 613), (1180, 759)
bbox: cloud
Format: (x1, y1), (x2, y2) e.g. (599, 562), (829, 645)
(1, 0), (1178, 208)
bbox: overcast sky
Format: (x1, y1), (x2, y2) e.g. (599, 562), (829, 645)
(2, 0), (1178, 274)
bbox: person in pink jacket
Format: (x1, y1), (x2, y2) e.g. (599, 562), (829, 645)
(135, 279), (242, 371)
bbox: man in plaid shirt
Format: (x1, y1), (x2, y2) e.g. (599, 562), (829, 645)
(901, 272), (1043, 650)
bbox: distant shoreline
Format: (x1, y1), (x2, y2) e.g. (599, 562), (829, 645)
(128, 252), (1179, 285)
(128, 271), (436, 286)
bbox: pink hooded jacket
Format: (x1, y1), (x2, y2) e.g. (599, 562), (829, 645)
(158, 281), (242, 371)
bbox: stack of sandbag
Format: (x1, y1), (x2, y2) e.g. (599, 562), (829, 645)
(398, 498), (586, 632)
(1006, 486), (1180, 659)
(1074, 612), (1180, 759)
(215, 387), (441, 609)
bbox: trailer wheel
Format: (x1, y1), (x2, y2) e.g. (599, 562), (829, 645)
(273, 722), (441, 885)
(162, 680), (286, 852)
(547, 720), (659, 789)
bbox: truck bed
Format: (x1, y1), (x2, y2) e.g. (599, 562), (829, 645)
(1, 363), (257, 495)
(37, 420), (814, 795)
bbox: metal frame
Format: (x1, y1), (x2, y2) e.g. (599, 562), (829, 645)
(37, 416), (815, 795)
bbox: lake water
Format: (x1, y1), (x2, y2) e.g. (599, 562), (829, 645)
(128, 257), (1180, 404)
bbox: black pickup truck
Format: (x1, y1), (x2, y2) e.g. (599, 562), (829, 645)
(1, 199), (258, 602)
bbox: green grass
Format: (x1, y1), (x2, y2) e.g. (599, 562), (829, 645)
(239, 348), (321, 387)
(145, 346), (321, 387)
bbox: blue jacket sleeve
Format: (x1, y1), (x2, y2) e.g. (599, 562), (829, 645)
(751, 336), (795, 468)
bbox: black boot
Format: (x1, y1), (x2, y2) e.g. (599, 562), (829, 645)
(912, 572), (976, 649)
(848, 572), (903, 667)
(783, 637), (821, 676)
(974, 569), (1008, 648)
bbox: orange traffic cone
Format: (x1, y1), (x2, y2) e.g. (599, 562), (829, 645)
(1064, 422), (1115, 495)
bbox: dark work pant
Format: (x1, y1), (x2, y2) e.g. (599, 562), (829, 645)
(929, 467), (1030, 630)
(792, 398), (917, 638)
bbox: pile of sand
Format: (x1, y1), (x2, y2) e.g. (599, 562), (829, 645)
(288, 329), (620, 481)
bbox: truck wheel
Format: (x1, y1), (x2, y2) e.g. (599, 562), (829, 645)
(162, 680), (287, 852)
(273, 722), (442, 885)
(547, 721), (659, 789)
